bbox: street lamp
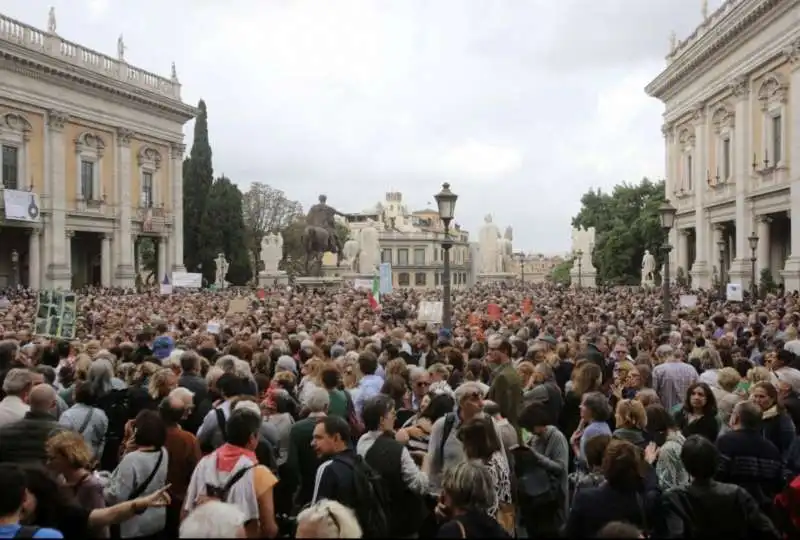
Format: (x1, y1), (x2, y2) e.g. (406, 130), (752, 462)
(10, 250), (19, 289)
(575, 249), (583, 289)
(748, 233), (759, 299)
(434, 182), (458, 331)
(717, 236), (726, 297)
(516, 252), (526, 282)
(659, 200), (677, 334)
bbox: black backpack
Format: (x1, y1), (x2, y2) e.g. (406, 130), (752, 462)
(205, 465), (255, 502)
(215, 409), (279, 476)
(98, 389), (130, 471)
(333, 455), (389, 538)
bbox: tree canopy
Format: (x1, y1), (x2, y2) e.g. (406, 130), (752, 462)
(571, 178), (667, 285)
(242, 182), (303, 271)
(208, 176), (252, 285)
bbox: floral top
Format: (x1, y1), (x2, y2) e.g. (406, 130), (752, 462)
(656, 431), (689, 490)
(485, 451), (512, 518)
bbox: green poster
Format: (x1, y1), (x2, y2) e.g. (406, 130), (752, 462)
(33, 290), (77, 339)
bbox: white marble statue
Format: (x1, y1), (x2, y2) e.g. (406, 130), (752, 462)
(214, 253), (229, 289)
(47, 7), (56, 34)
(479, 214), (500, 274)
(358, 221), (380, 274)
(342, 230), (361, 273)
(497, 226), (513, 273)
(641, 250), (657, 285)
(260, 233), (283, 273)
(117, 34), (126, 61)
(571, 226), (596, 269)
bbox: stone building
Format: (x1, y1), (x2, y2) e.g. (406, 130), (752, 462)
(646, 0), (800, 290)
(331, 192), (472, 289)
(0, 10), (195, 289)
(517, 253), (564, 284)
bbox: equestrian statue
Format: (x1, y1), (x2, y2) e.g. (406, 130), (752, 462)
(303, 195), (347, 276)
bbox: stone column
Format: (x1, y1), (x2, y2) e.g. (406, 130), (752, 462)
(28, 228), (40, 290)
(64, 230), (74, 290)
(782, 40), (800, 290)
(45, 110), (72, 290)
(677, 230), (690, 277)
(114, 128), (136, 287)
(170, 143), (186, 272)
(728, 75), (753, 287)
(689, 104), (710, 288)
(101, 234), (112, 288)
(758, 217), (771, 280)
(157, 235), (168, 282)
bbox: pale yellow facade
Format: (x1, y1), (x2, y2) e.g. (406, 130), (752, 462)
(0, 10), (195, 289)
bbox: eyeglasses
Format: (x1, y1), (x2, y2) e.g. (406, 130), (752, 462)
(416, 381), (430, 387)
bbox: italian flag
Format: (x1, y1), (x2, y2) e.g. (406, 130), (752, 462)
(368, 275), (381, 311)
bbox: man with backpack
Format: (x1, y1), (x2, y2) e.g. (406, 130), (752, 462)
(184, 409), (279, 538)
(311, 415), (388, 538)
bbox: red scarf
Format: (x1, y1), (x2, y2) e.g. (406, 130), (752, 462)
(215, 443), (258, 473)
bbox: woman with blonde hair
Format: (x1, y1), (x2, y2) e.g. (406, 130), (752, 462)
(560, 362), (603, 448)
(298, 358), (324, 405)
(516, 361), (536, 391)
(612, 399), (649, 449)
(296, 499), (362, 538)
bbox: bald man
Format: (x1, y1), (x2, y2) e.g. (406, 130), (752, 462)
(0, 377), (63, 464)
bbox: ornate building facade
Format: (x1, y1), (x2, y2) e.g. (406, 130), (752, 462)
(518, 253), (564, 284)
(0, 10), (195, 289)
(646, 0), (800, 290)
(334, 192), (472, 289)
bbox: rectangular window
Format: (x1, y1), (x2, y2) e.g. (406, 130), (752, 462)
(80, 160), (94, 200)
(398, 272), (410, 286)
(414, 248), (426, 265)
(415, 272), (426, 286)
(141, 172), (153, 208)
(381, 249), (392, 264)
(435, 273), (440, 286)
(722, 138), (731, 180)
(686, 154), (693, 190)
(773, 114), (783, 164)
(398, 249), (409, 266)
(1, 145), (19, 190)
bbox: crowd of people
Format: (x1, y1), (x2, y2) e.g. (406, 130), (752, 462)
(0, 280), (798, 538)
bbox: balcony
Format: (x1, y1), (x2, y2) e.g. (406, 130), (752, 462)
(73, 196), (108, 216)
(135, 204), (171, 233)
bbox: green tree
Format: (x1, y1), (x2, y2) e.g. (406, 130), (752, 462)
(572, 178), (667, 285)
(183, 99), (215, 281)
(550, 258), (573, 285)
(207, 176), (251, 285)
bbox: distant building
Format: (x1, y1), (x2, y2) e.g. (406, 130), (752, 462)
(331, 192), (472, 289)
(516, 253), (565, 283)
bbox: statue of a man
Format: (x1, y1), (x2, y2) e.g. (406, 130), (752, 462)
(117, 34), (126, 61)
(307, 195), (346, 252)
(47, 7), (56, 34)
(642, 250), (656, 283)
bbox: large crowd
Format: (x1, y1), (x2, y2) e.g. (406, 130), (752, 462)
(0, 280), (798, 538)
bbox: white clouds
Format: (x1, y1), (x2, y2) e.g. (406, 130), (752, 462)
(439, 140), (524, 182)
(85, 0), (109, 20)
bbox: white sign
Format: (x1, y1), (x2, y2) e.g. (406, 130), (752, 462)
(679, 294), (697, 308)
(171, 272), (202, 288)
(353, 279), (372, 291)
(0, 296), (9, 309)
(3, 189), (41, 222)
(379, 263), (393, 294)
(206, 321), (221, 334)
(418, 301), (443, 324)
(726, 283), (743, 302)
(159, 284), (173, 295)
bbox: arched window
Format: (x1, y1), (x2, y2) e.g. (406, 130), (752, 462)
(137, 145), (162, 208)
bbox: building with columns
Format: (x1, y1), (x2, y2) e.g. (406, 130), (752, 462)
(326, 192), (472, 289)
(646, 0), (800, 291)
(0, 10), (194, 290)
(517, 253), (565, 284)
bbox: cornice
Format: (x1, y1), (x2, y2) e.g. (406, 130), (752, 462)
(645, 0), (786, 100)
(0, 43), (197, 124)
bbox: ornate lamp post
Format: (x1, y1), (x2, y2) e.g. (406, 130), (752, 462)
(659, 200), (677, 333)
(10, 250), (19, 289)
(516, 251), (526, 282)
(434, 182), (458, 331)
(717, 236), (727, 297)
(575, 249), (583, 289)
(748, 232), (759, 299)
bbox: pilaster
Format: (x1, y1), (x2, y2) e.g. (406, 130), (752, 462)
(101, 233), (112, 288)
(170, 142), (186, 273)
(781, 39), (800, 291)
(45, 110), (72, 290)
(728, 75), (753, 287)
(114, 128), (135, 287)
(27, 228), (41, 291)
(689, 103), (710, 288)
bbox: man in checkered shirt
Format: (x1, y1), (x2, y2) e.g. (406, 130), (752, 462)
(652, 344), (698, 412)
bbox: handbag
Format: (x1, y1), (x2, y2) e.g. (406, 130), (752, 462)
(515, 433), (559, 508)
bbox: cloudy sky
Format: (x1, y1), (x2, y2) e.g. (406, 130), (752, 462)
(6, 0), (718, 254)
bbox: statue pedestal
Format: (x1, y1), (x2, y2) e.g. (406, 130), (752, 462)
(477, 272), (515, 284)
(641, 278), (656, 289)
(294, 276), (344, 289)
(258, 271), (288, 288)
(570, 266), (597, 288)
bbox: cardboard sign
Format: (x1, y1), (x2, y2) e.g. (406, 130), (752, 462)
(256, 288), (266, 300)
(522, 298), (533, 314)
(487, 303), (501, 321)
(206, 321), (221, 334)
(726, 283), (743, 302)
(418, 301), (443, 324)
(227, 298), (248, 315)
(679, 294), (697, 308)
(159, 284), (173, 295)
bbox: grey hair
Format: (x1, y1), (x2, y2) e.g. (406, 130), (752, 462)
(179, 501), (246, 538)
(87, 358), (115, 398)
(169, 386), (194, 403)
(534, 362), (554, 381)
(2, 368), (32, 395)
(205, 366), (224, 386)
(234, 400), (262, 418)
(306, 387), (330, 413)
(582, 391), (611, 422)
(215, 355), (238, 373)
(455, 381), (486, 402)
(233, 358), (253, 379)
(408, 366), (427, 382)
(296, 499), (362, 538)
(655, 344), (674, 360)
(441, 460), (497, 513)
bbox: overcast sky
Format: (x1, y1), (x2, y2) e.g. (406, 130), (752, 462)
(5, 0), (717, 254)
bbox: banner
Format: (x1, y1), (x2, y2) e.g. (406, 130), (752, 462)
(159, 284), (173, 295)
(171, 272), (202, 288)
(379, 263), (393, 294)
(353, 279), (372, 291)
(34, 290), (77, 339)
(3, 189), (41, 222)
(227, 298), (248, 315)
(418, 301), (443, 324)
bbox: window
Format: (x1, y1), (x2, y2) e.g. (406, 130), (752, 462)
(141, 171), (153, 208)
(415, 272), (426, 286)
(80, 160), (95, 200)
(686, 154), (693, 190)
(398, 272), (410, 286)
(722, 138), (731, 180)
(772, 114), (783, 164)
(381, 249), (392, 264)
(1, 145), (18, 190)
(414, 248), (426, 265)
(435, 273), (440, 286)
(398, 249), (409, 266)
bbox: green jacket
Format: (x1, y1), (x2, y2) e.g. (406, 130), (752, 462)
(488, 363), (523, 435)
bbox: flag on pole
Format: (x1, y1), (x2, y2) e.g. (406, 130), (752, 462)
(368, 275), (380, 311)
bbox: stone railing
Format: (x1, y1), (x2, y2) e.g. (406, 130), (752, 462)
(0, 13), (181, 100)
(668, 0), (745, 62)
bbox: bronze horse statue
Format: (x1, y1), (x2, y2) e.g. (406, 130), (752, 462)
(302, 225), (342, 276)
